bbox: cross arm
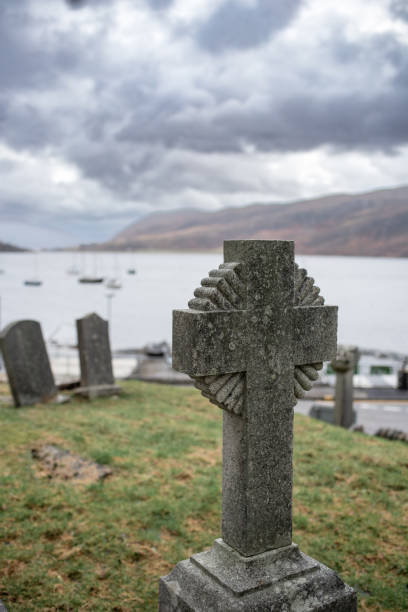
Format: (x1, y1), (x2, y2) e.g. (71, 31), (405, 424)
(173, 309), (247, 377)
(293, 305), (338, 365)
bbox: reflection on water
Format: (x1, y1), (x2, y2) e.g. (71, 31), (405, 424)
(0, 251), (406, 353)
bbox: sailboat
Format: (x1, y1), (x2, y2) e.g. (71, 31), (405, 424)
(24, 251), (43, 286)
(127, 252), (137, 275)
(105, 254), (122, 289)
(67, 252), (80, 275)
(78, 252), (104, 284)
(106, 278), (122, 289)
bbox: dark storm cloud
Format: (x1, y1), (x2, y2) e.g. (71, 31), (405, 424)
(197, 0), (302, 52)
(65, 0), (112, 8)
(390, 0), (408, 22)
(146, 0), (174, 10)
(0, 4), (56, 90)
(115, 30), (408, 159)
(116, 88), (408, 157)
(0, 101), (64, 150)
(0, 2), (91, 94)
(65, 0), (87, 8)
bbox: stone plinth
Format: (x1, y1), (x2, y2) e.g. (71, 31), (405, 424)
(160, 539), (357, 611)
(73, 383), (122, 399)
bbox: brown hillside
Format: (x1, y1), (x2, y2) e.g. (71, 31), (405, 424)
(0, 241), (26, 252)
(106, 185), (408, 256)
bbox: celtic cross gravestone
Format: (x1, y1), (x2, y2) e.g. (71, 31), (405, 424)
(160, 240), (357, 611)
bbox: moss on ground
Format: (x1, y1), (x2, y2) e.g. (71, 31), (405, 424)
(0, 381), (406, 611)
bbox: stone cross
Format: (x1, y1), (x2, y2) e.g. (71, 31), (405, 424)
(161, 240), (357, 611)
(173, 240), (337, 556)
(75, 312), (121, 399)
(0, 320), (57, 407)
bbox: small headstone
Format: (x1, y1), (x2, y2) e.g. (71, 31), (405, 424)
(310, 402), (338, 424)
(75, 312), (121, 399)
(0, 600), (8, 611)
(0, 320), (57, 407)
(160, 240), (357, 611)
(332, 345), (359, 428)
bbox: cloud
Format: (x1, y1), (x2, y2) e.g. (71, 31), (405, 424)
(197, 0), (302, 52)
(115, 27), (408, 157)
(0, 0), (407, 247)
(146, 0), (174, 10)
(65, 0), (87, 8)
(390, 0), (408, 22)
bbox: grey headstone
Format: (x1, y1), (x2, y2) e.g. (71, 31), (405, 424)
(332, 345), (359, 428)
(75, 313), (121, 398)
(0, 320), (57, 407)
(397, 357), (408, 390)
(0, 600), (8, 611)
(160, 240), (357, 611)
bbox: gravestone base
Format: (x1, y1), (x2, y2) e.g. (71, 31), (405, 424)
(159, 539), (357, 611)
(13, 392), (70, 407)
(73, 384), (122, 399)
(310, 404), (356, 427)
(309, 404), (357, 427)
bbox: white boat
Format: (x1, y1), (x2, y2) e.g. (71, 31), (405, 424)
(67, 265), (80, 275)
(24, 252), (43, 286)
(106, 278), (122, 289)
(78, 252), (104, 284)
(79, 276), (104, 284)
(127, 252), (137, 275)
(106, 254), (122, 289)
(67, 252), (81, 275)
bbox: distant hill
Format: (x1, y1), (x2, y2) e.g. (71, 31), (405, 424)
(104, 185), (408, 257)
(0, 241), (26, 252)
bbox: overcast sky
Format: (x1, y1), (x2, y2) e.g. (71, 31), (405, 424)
(0, 0), (407, 248)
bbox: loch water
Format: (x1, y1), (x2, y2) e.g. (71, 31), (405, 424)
(0, 251), (406, 355)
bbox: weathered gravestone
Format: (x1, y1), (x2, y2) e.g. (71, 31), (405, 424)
(397, 357), (408, 390)
(160, 240), (357, 611)
(332, 345), (359, 428)
(0, 320), (57, 407)
(310, 345), (358, 428)
(75, 312), (121, 399)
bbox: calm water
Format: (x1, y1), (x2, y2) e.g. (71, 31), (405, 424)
(0, 251), (406, 354)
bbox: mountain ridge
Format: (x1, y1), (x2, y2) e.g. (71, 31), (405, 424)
(104, 185), (408, 257)
(0, 241), (26, 252)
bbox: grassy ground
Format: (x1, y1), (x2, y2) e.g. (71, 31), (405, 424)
(0, 381), (407, 611)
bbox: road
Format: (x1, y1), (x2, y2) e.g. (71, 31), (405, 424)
(296, 399), (408, 435)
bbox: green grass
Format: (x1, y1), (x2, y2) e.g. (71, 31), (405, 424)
(0, 381), (407, 611)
